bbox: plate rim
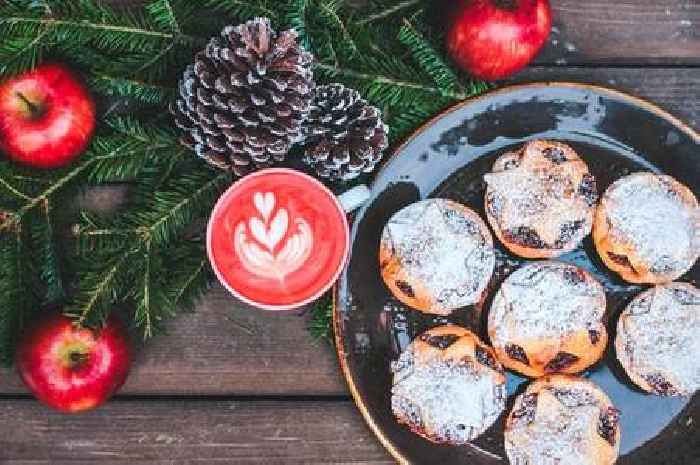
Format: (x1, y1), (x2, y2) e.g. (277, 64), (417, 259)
(332, 81), (699, 465)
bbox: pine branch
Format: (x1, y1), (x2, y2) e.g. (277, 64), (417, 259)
(165, 240), (211, 312)
(358, 0), (422, 25)
(132, 168), (231, 245)
(146, 0), (184, 34)
(69, 167), (229, 333)
(284, 0), (312, 49)
(66, 247), (141, 327)
(10, 132), (170, 221)
(398, 18), (462, 96)
(0, 0), (205, 78)
(0, 228), (39, 365)
(316, 0), (357, 59)
(89, 74), (176, 105)
(199, 0), (279, 21)
(27, 201), (65, 304)
(308, 292), (333, 342)
(314, 62), (474, 101)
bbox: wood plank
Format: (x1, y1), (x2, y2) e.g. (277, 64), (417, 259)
(0, 398), (697, 465)
(0, 285), (347, 396)
(512, 67), (700, 129)
(0, 66), (696, 398)
(0, 399), (394, 465)
(535, 0), (699, 65)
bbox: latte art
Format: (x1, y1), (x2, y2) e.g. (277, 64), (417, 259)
(234, 191), (313, 280)
(208, 168), (348, 309)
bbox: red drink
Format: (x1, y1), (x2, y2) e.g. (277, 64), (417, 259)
(207, 168), (349, 310)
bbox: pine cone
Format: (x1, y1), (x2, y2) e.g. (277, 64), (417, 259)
(171, 18), (314, 176)
(302, 84), (388, 181)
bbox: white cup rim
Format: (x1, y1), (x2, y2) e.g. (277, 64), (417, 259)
(206, 168), (350, 311)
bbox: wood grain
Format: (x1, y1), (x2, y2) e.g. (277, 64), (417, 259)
(0, 285), (346, 396)
(513, 67), (700, 129)
(535, 0), (699, 65)
(0, 400), (394, 465)
(0, 398), (696, 465)
(0, 67), (696, 398)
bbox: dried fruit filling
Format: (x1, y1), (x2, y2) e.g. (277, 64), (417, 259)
(544, 352), (580, 373)
(419, 333), (459, 350)
(475, 345), (499, 370)
(505, 343), (530, 365)
(597, 406), (620, 446)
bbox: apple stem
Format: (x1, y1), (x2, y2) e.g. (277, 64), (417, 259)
(494, 0), (517, 10)
(69, 351), (89, 367)
(15, 91), (44, 119)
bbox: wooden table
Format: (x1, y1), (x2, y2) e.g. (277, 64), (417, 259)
(1, 2), (698, 464)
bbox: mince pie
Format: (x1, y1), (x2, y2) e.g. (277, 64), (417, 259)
(615, 282), (699, 396)
(380, 199), (495, 315)
(488, 261), (607, 377)
(391, 325), (507, 444)
(484, 140), (597, 259)
(593, 172), (699, 284)
(505, 375), (620, 465)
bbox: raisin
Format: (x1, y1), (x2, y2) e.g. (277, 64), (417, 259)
(578, 174), (598, 206)
(511, 393), (538, 424)
(505, 344), (530, 365)
(562, 267), (586, 285)
(419, 333), (459, 350)
(607, 252), (634, 270)
(395, 280), (415, 298)
(598, 407), (620, 446)
(644, 373), (680, 396)
(544, 352), (580, 373)
(475, 345), (499, 371)
(554, 220), (585, 248)
(542, 147), (567, 164)
(589, 330), (601, 345)
(504, 227), (547, 249)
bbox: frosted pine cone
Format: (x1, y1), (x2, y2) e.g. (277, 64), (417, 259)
(302, 84), (388, 181)
(171, 18), (315, 176)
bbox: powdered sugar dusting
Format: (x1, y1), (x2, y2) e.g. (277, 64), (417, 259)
(506, 386), (608, 465)
(490, 261), (606, 342)
(484, 141), (595, 247)
(382, 199), (495, 310)
(617, 283), (700, 395)
(391, 346), (506, 443)
(603, 173), (699, 277)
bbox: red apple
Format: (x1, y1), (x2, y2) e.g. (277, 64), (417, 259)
(446, 0), (552, 80)
(16, 314), (131, 413)
(0, 63), (95, 169)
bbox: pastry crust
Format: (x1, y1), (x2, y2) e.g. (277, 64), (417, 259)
(505, 375), (620, 465)
(391, 325), (506, 444)
(615, 283), (700, 396)
(484, 140), (597, 259)
(488, 261), (608, 378)
(379, 199), (495, 315)
(593, 172), (699, 284)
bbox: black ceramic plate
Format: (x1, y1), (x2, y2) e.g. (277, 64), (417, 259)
(334, 83), (698, 465)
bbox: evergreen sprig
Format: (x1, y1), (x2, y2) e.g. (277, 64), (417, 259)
(0, 0), (494, 360)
